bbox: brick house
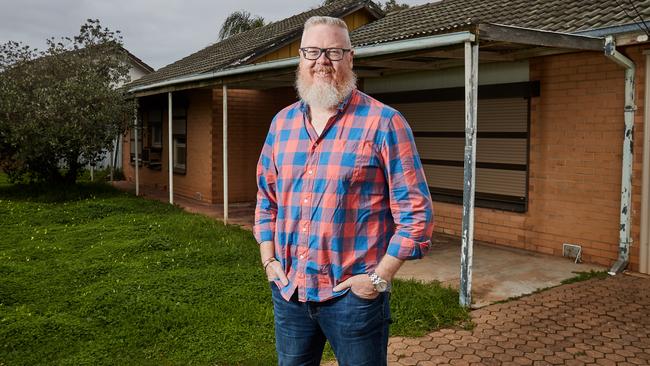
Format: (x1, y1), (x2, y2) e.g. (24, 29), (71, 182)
(124, 0), (650, 274)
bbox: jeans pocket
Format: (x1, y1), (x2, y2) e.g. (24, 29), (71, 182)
(348, 288), (381, 303)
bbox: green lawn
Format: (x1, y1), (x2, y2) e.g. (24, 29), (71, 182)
(0, 176), (469, 365)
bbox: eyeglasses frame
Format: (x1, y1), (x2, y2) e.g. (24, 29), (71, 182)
(299, 47), (352, 61)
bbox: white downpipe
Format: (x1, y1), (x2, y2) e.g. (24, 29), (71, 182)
(134, 108), (139, 196)
(223, 84), (229, 224)
(168, 92), (174, 205)
(640, 51), (650, 274)
(604, 36), (636, 275)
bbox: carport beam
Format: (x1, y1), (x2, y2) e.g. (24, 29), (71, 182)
(223, 84), (229, 224)
(168, 92), (174, 205)
(460, 40), (479, 308)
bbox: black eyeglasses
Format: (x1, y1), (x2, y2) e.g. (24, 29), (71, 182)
(299, 47), (351, 61)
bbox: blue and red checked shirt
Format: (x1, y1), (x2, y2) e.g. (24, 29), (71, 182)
(254, 89), (434, 302)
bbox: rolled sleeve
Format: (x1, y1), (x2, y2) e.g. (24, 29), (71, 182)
(253, 118), (278, 244)
(382, 111), (434, 260)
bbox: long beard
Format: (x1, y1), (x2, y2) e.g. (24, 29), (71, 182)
(295, 66), (357, 110)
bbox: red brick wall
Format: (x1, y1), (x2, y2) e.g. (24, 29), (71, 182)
(122, 89), (214, 202)
(433, 46), (648, 270)
(211, 87), (297, 203)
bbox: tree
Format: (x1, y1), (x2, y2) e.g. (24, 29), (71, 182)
(218, 11), (266, 40)
(321, 0), (410, 13)
(382, 0), (410, 13)
(0, 19), (135, 184)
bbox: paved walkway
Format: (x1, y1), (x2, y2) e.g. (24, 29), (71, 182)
(382, 273), (650, 365)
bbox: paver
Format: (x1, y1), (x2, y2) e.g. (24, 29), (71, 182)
(377, 274), (650, 365)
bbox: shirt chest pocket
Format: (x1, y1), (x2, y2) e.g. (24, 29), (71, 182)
(336, 140), (375, 184)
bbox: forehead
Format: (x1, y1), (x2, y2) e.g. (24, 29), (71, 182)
(300, 24), (350, 47)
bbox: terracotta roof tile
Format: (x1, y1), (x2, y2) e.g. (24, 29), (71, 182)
(351, 0), (650, 46)
(129, 0), (380, 89)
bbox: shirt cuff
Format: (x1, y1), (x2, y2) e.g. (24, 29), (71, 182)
(386, 234), (431, 260)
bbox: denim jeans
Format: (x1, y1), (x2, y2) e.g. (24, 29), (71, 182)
(270, 283), (391, 366)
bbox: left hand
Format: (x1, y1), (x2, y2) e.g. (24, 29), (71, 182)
(333, 274), (379, 300)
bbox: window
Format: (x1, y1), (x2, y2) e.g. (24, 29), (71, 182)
(146, 108), (163, 170)
(129, 115), (143, 165)
(172, 106), (187, 174)
(372, 82), (538, 212)
(148, 109), (163, 148)
(173, 136), (186, 173)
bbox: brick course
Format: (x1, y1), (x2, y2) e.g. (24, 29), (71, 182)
(211, 87), (297, 204)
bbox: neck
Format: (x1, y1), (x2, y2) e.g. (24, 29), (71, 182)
(309, 104), (337, 116)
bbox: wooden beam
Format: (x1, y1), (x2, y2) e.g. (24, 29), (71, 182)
(420, 49), (514, 61)
(478, 23), (604, 51)
(504, 46), (584, 60)
(376, 59), (465, 76)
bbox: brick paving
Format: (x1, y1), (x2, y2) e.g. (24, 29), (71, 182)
(384, 274), (650, 366)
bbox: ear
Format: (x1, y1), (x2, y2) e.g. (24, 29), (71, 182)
(349, 49), (354, 69)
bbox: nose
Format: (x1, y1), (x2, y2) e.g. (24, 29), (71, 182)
(316, 51), (332, 64)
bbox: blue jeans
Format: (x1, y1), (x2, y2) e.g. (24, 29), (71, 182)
(270, 283), (391, 366)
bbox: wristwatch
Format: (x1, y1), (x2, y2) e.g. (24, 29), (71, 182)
(368, 272), (390, 292)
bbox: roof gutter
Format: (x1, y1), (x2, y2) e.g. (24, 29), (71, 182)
(128, 31), (475, 94)
(604, 35), (636, 275)
(574, 22), (650, 37)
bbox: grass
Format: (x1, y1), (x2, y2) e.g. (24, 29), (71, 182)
(0, 176), (469, 365)
(560, 270), (609, 284)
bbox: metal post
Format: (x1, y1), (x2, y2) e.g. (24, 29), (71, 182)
(109, 139), (114, 183)
(641, 51), (650, 274)
(460, 40), (478, 308)
(90, 165), (94, 182)
(168, 92), (174, 205)
(223, 84), (229, 224)
(134, 107), (139, 196)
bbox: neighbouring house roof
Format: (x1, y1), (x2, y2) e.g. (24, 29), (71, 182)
(123, 47), (155, 73)
(351, 0), (650, 46)
(128, 0), (382, 89)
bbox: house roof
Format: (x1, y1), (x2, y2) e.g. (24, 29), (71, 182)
(123, 47), (155, 73)
(350, 0), (650, 47)
(129, 0), (382, 89)
(130, 0), (650, 94)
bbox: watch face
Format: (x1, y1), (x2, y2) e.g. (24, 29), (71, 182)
(375, 280), (388, 292)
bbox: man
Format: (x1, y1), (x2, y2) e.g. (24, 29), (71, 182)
(254, 15), (434, 366)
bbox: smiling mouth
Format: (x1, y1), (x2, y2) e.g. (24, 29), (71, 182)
(314, 70), (333, 78)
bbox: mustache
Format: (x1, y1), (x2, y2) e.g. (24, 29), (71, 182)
(313, 66), (334, 73)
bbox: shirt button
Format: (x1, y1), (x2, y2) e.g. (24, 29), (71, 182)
(302, 227), (307, 232)
(308, 169), (313, 175)
(303, 198), (308, 203)
(299, 254), (305, 259)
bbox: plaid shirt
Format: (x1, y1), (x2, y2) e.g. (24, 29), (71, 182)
(254, 89), (434, 302)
